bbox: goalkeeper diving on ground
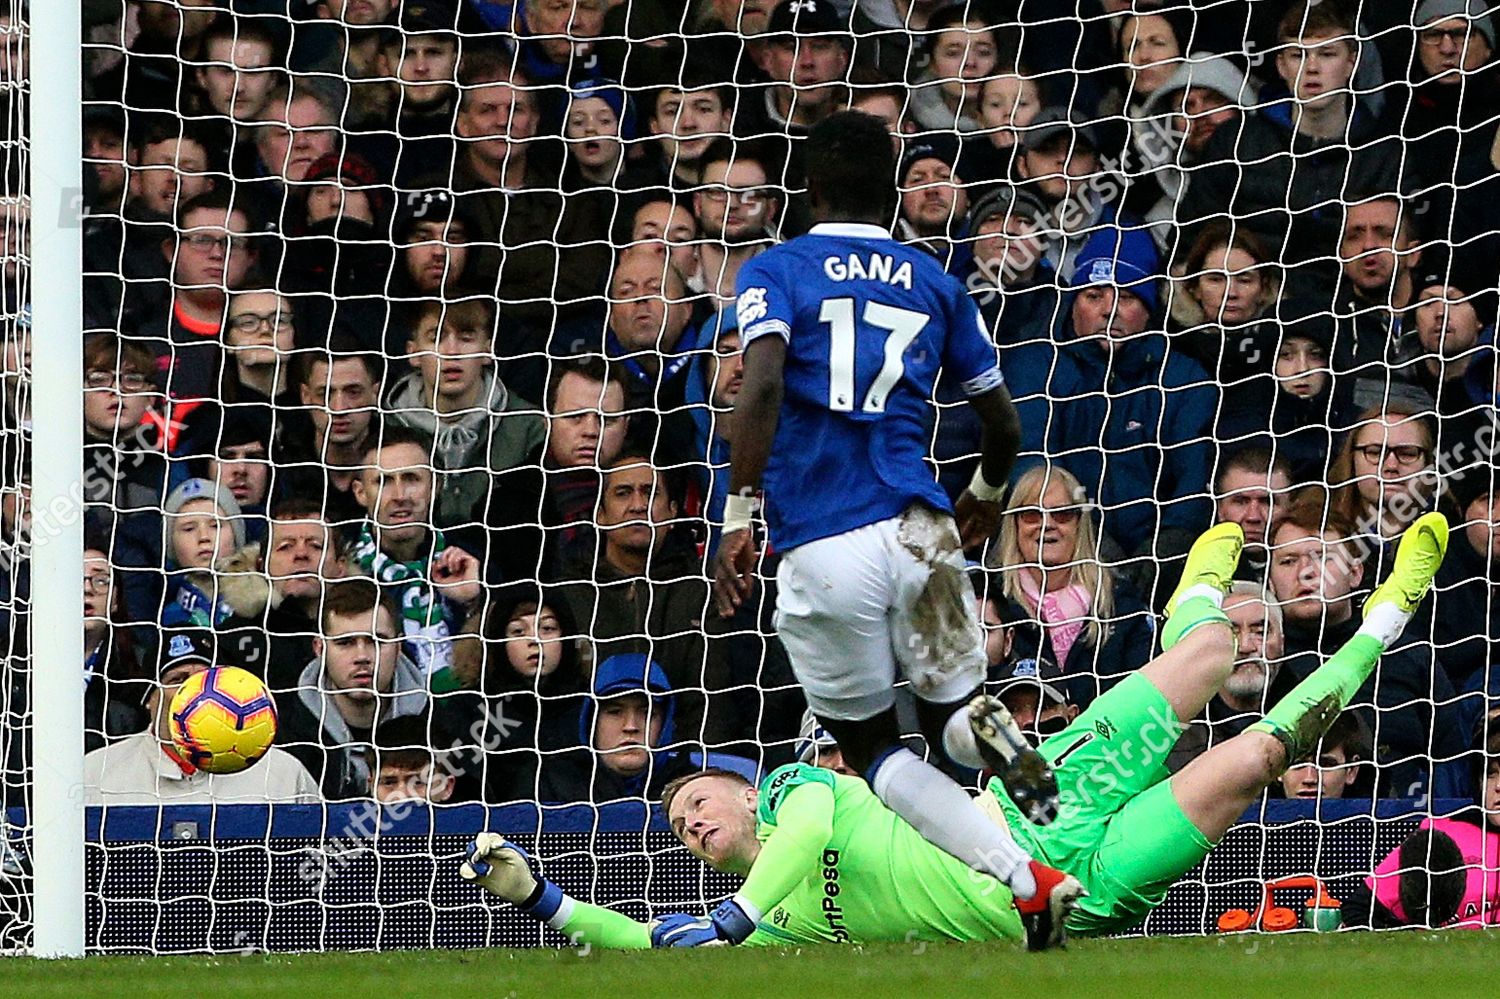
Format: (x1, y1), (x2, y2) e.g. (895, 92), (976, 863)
(460, 513), (1450, 947)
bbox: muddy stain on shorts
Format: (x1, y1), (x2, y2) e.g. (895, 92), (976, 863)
(896, 505), (981, 690)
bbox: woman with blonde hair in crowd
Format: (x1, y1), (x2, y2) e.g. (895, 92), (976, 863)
(991, 465), (1155, 708)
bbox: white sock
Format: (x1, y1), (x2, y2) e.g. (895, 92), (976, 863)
(1357, 602), (1409, 648)
(942, 705), (986, 770)
(1175, 583), (1225, 609)
(869, 747), (1037, 899)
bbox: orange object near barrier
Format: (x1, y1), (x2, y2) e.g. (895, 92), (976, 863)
(1216, 876), (1343, 933)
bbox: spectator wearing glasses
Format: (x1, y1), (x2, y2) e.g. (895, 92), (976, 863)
(221, 290), (298, 410)
(1399, 0), (1500, 170)
(81, 335), (177, 628)
(139, 191), (259, 417)
(691, 138), (781, 305)
(989, 465), (1154, 708)
(1327, 404), (1439, 567)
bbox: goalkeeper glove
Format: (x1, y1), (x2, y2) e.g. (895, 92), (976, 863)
(649, 898), (758, 948)
(459, 833), (566, 922)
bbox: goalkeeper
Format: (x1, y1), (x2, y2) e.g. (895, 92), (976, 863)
(461, 514), (1447, 943)
(462, 759), (1036, 948)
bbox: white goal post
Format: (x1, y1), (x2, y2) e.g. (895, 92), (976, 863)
(28, 0), (85, 959)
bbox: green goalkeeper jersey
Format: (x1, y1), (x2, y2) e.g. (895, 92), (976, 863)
(552, 764), (1024, 948)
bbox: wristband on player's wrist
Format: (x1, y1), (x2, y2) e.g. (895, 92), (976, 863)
(711, 896), (760, 944)
(967, 467), (1008, 505)
(722, 492), (760, 535)
(519, 877), (568, 924)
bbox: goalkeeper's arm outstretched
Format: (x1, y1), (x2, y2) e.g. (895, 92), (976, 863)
(461, 759), (1041, 949)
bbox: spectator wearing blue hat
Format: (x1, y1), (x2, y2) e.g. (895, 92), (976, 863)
(1003, 224), (1216, 589)
(561, 78), (654, 192)
(536, 652), (758, 803)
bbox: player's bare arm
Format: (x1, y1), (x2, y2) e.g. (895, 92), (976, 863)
(713, 334), (785, 618)
(954, 383), (1022, 551)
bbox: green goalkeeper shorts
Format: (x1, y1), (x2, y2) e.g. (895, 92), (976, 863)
(987, 671), (1217, 935)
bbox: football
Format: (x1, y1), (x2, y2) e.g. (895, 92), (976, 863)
(168, 667), (279, 774)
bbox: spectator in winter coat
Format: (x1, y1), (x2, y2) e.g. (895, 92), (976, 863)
(989, 465), (1156, 709)
(534, 653), (757, 804)
(1004, 224), (1216, 560)
(86, 628), (319, 804)
(159, 478), (256, 631)
(1267, 500), (1465, 799)
(276, 578), (431, 800)
(348, 427), (485, 690)
(1177, 2), (1403, 282)
(384, 298), (545, 530)
(442, 584), (588, 802)
(557, 454), (740, 748)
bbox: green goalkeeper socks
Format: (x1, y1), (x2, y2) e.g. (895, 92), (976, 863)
(1160, 595), (1229, 653)
(1247, 633), (1384, 763)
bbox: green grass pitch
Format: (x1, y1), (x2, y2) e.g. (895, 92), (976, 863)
(3, 932), (1489, 997)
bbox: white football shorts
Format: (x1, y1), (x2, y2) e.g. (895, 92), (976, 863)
(774, 503), (988, 721)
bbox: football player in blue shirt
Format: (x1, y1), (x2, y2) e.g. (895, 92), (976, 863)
(711, 111), (1080, 946)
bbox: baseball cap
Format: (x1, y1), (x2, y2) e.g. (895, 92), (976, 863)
(1018, 107), (1103, 155)
(968, 185), (1048, 232)
(157, 629), (217, 678)
(767, 0), (851, 41)
(990, 657), (1071, 708)
(401, 0), (459, 33)
(899, 132), (962, 182)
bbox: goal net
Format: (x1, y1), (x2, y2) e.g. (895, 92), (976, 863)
(6, 0), (1497, 952)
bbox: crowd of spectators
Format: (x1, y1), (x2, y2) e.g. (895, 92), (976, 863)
(5, 0), (1500, 810)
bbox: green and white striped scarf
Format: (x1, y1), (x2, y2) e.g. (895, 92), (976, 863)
(352, 524), (459, 691)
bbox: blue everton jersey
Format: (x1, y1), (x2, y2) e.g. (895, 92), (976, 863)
(735, 223), (1005, 550)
